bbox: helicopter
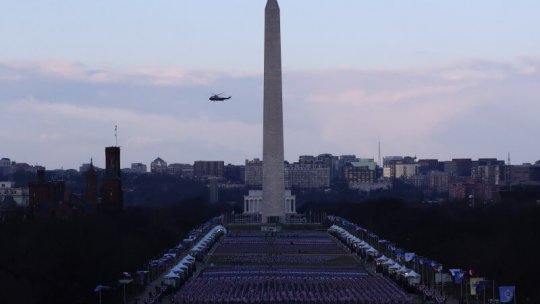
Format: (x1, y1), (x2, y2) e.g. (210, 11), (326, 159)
(209, 92), (232, 102)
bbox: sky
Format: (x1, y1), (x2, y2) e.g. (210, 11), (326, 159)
(1, 0), (540, 169)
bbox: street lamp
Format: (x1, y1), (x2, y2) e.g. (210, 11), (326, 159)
(94, 285), (113, 304)
(118, 275), (133, 304)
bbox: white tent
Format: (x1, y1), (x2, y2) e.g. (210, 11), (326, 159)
(388, 263), (402, 273)
(358, 242), (371, 249)
(366, 247), (379, 256)
(376, 255), (388, 262)
(164, 272), (181, 287)
(172, 264), (188, 274)
(164, 272), (179, 279)
(405, 270), (421, 285)
(383, 259), (395, 266)
(397, 266), (411, 275)
(405, 270), (420, 278)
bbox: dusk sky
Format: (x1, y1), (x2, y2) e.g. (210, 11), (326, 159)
(1, 0), (540, 169)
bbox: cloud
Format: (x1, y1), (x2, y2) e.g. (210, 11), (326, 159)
(5, 97), (261, 168)
(1, 58), (540, 168)
(0, 61), (258, 87)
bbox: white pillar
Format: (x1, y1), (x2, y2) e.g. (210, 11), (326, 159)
(261, 0), (286, 223)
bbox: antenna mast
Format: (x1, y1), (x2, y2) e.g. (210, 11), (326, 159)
(378, 138), (381, 167)
(506, 152), (511, 186)
(114, 125), (118, 147)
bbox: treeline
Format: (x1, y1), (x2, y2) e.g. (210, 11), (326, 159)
(0, 199), (233, 304)
(301, 199), (540, 303)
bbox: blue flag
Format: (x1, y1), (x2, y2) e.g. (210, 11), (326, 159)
(499, 286), (515, 303)
(475, 280), (491, 294)
(405, 253), (415, 262)
(454, 271), (465, 284)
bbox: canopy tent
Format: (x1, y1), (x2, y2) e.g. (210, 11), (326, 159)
(388, 263), (403, 273)
(382, 259), (396, 266)
(405, 270), (421, 285)
(366, 247), (379, 256)
(171, 255), (195, 274)
(389, 262), (402, 270)
(376, 255), (388, 262)
(171, 264), (189, 274)
(358, 242), (371, 249)
(405, 270), (420, 278)
(164, 272), (180, 279)
(329, 225), (380, 256)
(397, 266), (411, 276)
(190, 225), (227, 256)
(164, 272), (181, 288)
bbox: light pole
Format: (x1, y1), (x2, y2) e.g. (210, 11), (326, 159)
(94, 285), (113, 304)
(118, 278), (133, 304)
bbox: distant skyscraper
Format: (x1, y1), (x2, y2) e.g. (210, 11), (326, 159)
(105, 147), (121, 178)
(193, 161), (225, 179)
(151, 157), (168, 173)
(101, 147), (122, 213)
(28, 169), (66, 217)
(131, 163), (147, 173)
(261, 0), (288, 223)
(85, 159), (97, 206)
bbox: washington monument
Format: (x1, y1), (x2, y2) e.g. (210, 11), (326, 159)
(261, 0), (286, 223)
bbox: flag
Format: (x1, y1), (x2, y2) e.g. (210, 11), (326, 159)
(405, 253), (415, 262)
(448, 269), (461, 276)
(474, 280), (491, 294)
(395, 250), (404, 261)
(469, 277), (484, 296)
(499, 286), (515, 303)
(454, 271), (465, 284)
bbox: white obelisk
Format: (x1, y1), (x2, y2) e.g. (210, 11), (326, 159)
(261, 0), (285, 223)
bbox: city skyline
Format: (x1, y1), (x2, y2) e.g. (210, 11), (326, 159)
(1, 1), (540, 169)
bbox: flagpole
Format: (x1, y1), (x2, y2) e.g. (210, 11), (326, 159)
(492, 281), (495, 304)
(442, 265), (445, 298)
(460, 277), (463, 303)
(514, 286), (517, 304)
(465, 279), (471, 304)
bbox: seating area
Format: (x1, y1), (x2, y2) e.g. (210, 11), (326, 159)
(201, 267), (369, 278)
(215, 242), (344, 255)
(214, 232), (344, 255)
(174, 275), (409, 304)
(173, 228), (413, 304)
(211, 254), (341, 266)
